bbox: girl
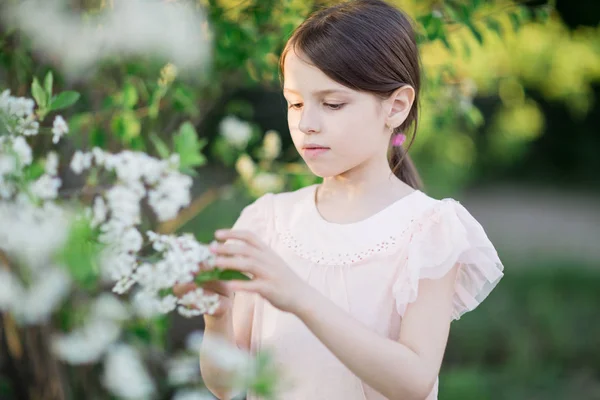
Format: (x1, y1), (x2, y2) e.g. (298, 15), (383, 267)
(178, 0), (504, 398)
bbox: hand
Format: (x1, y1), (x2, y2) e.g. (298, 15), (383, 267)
(211, 229), (311, 315)
(172, 279), (233, 318)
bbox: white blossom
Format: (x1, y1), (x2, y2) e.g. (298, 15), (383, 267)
(262, 129), (281, 160)
(167, 354), (200, 385)
(70, 150), (93, 174)
(102, 344), (155, 399)
(105, 185), (143, 226)
(16, 116), (39, 136)
(91, 196), (108, 227)
(0, 200), (70, 270)
(0, 269), (25, 312)
(91, 293), (130, 322)
(52, 115), (69, 143)
(131, 289), (161, 319)
(113, 231), (218, 318)
(102, 251), (137, 283)
(11, 136), (33, 166)
(92, 147), (105, 165)
(0, 90), (35, 121)
(178, 288), (220, 316)
(147, 173), (192, 221)
(29, 174), (61, 200)
(0, 154), (16, 177)
(250, 172), (284, 196)
(14, 267), (71, 325)
(52, 319), (121, 365)
(185, 330), (204, 352)
(195, 333), (260, 394)
(8, 0), (210, 78)
(52, 293), (129, 365)
(220, 116), (252, 149)
(235, 154), (256, 182)
(172, 389), (215, 400)
(45, 151), (59, 175)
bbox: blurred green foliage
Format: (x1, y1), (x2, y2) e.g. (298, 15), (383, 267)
(441, 264), (600, 399)
(2, 0), (598, 201)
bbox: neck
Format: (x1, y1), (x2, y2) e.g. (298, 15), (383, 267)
(319, 154), (409, 202)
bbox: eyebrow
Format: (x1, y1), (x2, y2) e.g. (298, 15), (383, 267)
(283, 88), (351, 96)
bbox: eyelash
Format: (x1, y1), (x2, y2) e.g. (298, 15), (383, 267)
(288, 103), (346, 111)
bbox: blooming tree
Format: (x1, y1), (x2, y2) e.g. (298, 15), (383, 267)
(0, 78), (277, 399)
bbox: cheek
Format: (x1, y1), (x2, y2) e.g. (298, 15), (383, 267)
(287, 112), (304, 147)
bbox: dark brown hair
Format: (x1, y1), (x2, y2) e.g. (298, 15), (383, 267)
(279, 0), (424, 189)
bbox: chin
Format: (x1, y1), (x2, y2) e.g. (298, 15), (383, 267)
(304, 162), (348, 178)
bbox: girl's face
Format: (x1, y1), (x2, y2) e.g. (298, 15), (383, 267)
(282, 50), (391, 179)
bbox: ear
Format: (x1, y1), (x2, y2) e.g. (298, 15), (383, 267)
(385, 85), (415, 130)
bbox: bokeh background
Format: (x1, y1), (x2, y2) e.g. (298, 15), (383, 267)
(1, 0), (599, 399)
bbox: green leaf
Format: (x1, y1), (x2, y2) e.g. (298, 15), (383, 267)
(194, 269), (221, 285)
(111, 111), (141, 142)
(90, 127), (107, 148)
(467, 22), (484, 45)
(465, 106), (484, 128)
(22, 160), (45, 182)
(173, 121), (207, 172)
(485, 17), (503, 37)
(458, 4), (472, 23)
(462, 40), (472, 59)
(44, 71), (53, 96)
(218, 269), (251, 281)
(50, 91), (80, 111)
(31, 77), (46, 107)
(122, 82), (139, 109)
(55, 216), (103, 290)
(150, 133), (171, 159)
(194, 268), (250, 285)
(509, 11), (521, 32)
(534, 6), (550, 22)
(440, 32), (453, 52)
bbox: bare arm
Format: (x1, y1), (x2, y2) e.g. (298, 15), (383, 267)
(198, 290), (255, 399)
(295, 264), (459, 400)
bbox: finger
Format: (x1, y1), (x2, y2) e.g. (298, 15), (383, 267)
(226, 279), (265, 295)
(215, 229), (264, 249)
(214, 255), (259, 276)
(210, 242), (257, 258)
(201, 280), (231, 297)
(172, 282), (197, 298)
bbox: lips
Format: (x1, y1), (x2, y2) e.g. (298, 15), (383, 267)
(302, 145), (330, 158)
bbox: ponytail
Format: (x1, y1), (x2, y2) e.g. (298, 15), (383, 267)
(389, 144), (423, 190)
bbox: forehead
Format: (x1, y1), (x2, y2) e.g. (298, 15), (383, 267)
(282, 49), (352, 95)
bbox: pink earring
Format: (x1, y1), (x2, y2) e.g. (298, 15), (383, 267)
(392, 132), (406, 147)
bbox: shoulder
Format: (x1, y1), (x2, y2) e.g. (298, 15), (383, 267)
(409, 190), (471, 224)
(250, 184), (315, 212)
(242, 184), (315, 220)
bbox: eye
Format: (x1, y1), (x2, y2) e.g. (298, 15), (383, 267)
(288, 103), (303, 110)
(324, 103), (345, 110)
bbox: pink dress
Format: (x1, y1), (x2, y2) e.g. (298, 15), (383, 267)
(231, 184), (504, 400)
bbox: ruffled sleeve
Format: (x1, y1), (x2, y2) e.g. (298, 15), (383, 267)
(393, 198), (504, 321)
(231, 193), (275, 245)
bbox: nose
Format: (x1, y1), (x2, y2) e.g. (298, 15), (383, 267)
(298, 108), (321, 135)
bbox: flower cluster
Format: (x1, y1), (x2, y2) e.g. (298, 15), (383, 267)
(0, 90), (64, 201)
(52, 293), (129, 365)
(0, 90), (72, 325)
(0, 86), (277, 399)
(123, 232), (220, 318)
(68, 147), (222, 317)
